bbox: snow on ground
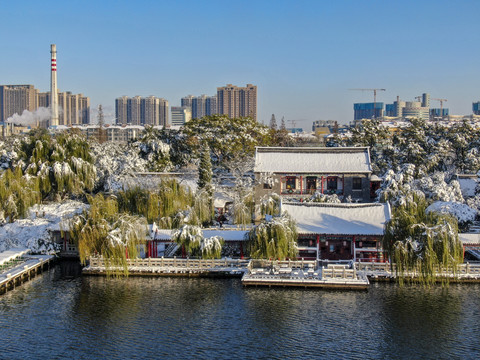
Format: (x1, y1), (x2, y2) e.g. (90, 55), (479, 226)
(458, 177), (478, 198)
(426, 201), (478, 224)
(0, 201), (87, 254)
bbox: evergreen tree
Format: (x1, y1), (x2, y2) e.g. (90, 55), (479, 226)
(198, 144), (213, 190)
(269, 114), (277, 130)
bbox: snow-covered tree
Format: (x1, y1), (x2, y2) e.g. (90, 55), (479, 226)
(69, 194), (147, 275)
(383, 192), (463, 285)
(247, 213), (298, 260)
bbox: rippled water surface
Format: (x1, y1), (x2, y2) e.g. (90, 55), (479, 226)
(1, 261), (480, 359)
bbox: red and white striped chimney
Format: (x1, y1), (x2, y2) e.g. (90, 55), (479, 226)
(50, 44), (59, 127)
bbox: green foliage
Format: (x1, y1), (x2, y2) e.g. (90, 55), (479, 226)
(171, 225), (224, 259)
(182, 114), (271, 166)
(116, 179), (213, 228)
(0, 166), (42, 222)
(384, 192), (463, 285)
(17, 128), (96, 200)
(137, 126), (173, 171)
(198, 144), (212, 190)
(69, 194), (147, 275)
(247, 213), (298, 260)
(259, 194), (281, 218)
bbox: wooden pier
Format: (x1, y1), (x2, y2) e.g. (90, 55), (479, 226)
(242, 260), (369, 290)
(0, 249), (55, 295)
(355, 262), (480, 282)
(83, 256), (249, 277)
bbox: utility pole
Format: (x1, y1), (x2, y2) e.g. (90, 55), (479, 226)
(350, 88), (386, 120)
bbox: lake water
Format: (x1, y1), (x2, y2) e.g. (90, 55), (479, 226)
(0, 261), (479, 359)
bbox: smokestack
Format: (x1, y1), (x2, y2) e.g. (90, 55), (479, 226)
(50, 44), (59, 127)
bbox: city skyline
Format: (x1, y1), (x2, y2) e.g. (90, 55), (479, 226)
(1, 1), (480, 128)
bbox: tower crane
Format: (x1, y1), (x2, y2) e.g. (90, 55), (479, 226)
(349, 88), (386, 119)
(431, 98), (447, 120)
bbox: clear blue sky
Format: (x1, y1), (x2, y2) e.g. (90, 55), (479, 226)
(1, 0), (479, 127)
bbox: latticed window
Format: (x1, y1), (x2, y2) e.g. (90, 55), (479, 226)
(286, 176), (296, 189)
(353, 177), (362, 190)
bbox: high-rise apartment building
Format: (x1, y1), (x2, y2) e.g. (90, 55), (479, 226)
(217, 84), (257, 120)
(1, 85), (89, 125)
(37, 90), (90, 125)
(473, 102), (480, 115)
(171, 106), (192, 126)
(181, 95), (194, 109)
(115, 96), (128, 124)
(181, 94), (218, 120)
(0, 85), (37, 122)
(116, 96), (169, 126)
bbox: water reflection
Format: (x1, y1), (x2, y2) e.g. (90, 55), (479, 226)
(0, 267), (479, 360)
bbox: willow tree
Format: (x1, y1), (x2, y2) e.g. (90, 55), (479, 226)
(247, 213), (298, 260)
(383, 192), (463, 285)
(117, 180), (196, 228)
(0, 167), (41, 222)
(69, 194), (147, 275)
(171, 225), (224, 259)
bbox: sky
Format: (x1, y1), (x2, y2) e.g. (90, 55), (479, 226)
(1, 0), (480, 128)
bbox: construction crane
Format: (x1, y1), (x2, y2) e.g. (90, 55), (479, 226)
(431, 98), (447, 121)
(287, 120), (297, 128)
(349, 88), (386, 119)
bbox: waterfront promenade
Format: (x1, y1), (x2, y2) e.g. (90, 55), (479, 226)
(83, 256), (480, 289)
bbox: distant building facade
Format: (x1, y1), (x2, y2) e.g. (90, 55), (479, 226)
(1, 85), (90, 125)
(217, 84), (257, 120)
(473, 102), (480, 115)
(171, 106), (192, 126)
(384, 93), (430, 121)
(57, 124), (143, 143)
(116, 96), (169, 126)
(181, 95), (218, 120)
(0, 85), (37, 122)
(353, 103), (384, 121)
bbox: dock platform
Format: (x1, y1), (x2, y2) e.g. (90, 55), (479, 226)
(242, 260), (369, 290)
(83, 256), (249, 277)
(0, 248), (55, 295)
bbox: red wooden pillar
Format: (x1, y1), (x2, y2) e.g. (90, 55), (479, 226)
(240, 242), (244, 259)
(321, 176), (324, 194)
(147, 241), (151, 258)
(316, 234), (320, 260)
(300, 175), (303, 195)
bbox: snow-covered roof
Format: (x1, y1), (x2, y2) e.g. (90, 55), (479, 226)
(0, 201), (87, 254)
(459, 233), (480, 246)
(254, 146), (372, 174)
(150, 228), (248, 241)
(282, 202), (391, 235)
(214, 192), (234, 208)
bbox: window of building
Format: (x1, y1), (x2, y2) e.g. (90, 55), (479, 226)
(286, 176), (296, 190)
(327, 176), (337, 191)
(306, 176), (317, 191)
(353, 177), (362, 190)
